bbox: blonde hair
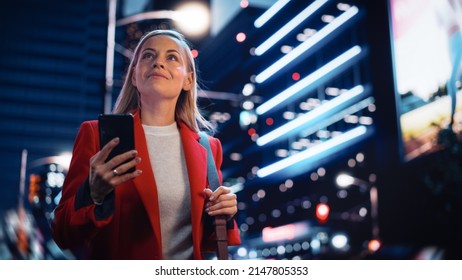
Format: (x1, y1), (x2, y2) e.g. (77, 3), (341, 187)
(113, 29), (213, 132)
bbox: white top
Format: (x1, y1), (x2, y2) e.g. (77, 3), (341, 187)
(142, 122), (193, 260)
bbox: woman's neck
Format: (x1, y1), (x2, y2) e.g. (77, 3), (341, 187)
(140, 99), (177, 126)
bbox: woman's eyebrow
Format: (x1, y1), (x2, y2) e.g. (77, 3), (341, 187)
(166, 49), (181, 55)
(142, 47), (155, 53)
(141, 47), (180, 55)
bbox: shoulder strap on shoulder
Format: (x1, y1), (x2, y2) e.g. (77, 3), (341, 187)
(198, 131), (221, 191)
(198, 131), (229, 260)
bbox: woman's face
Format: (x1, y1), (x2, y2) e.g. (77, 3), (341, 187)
(132, 35), (192, 103)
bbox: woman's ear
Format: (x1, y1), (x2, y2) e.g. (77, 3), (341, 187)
(182, 72), (193, 91)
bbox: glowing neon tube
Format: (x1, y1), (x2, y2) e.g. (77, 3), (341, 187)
(257, 125), (369, 178)
(257, 85), (369, 146)
(256, 45), (363, 115)
(254, 0), (291, 28)
(255, 6), (359, 83)
(255, 0), (328, 56)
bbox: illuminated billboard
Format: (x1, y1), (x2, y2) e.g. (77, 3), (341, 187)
(389, 0), (462, 161)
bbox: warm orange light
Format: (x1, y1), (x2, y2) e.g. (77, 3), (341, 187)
(174, 2), (210, 37)
(368, 239), (381, 252)
(28, 174), (41, 203)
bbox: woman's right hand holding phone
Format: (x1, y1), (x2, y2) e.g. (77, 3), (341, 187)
(88, 137), (142, 204)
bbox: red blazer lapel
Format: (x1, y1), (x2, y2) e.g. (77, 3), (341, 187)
(131, 112), (163, 257)
(178, 122), (207, 259)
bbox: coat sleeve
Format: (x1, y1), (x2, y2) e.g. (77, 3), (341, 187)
(52, 121), (115, 254)
(202, 136), (241, 250)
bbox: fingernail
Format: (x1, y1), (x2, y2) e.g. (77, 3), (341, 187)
(135, 157), (141, 163)
(136, 170), (142, 175)
(131, 150), (138, 156)
(113, 137), (120, 143)
(209, 195), (214, 201)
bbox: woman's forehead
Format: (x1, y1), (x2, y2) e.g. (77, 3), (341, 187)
(141, 35), (185, 52)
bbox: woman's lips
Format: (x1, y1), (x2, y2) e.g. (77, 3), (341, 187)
(148, 72), (168, 79)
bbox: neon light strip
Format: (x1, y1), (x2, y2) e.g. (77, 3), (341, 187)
(221, 97), (375, 180)
(262, 222), (309, 242)
(256, 45), (362, 115)
(255, 6), (359, 83)
(257, 126), (368, 178)
(255, 0), (328, 56)
(257, 85), (367, 146)
(295, 96), (375, 141)
(254, 0), (291, 28)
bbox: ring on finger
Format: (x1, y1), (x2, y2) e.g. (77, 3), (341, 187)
(112, 169), (119, 176)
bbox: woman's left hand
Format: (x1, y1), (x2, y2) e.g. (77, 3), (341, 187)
(204, 186), (237, 220)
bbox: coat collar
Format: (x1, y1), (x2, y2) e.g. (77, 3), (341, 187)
(130, 110), (208, 259)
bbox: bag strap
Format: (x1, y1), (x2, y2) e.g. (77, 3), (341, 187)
(198, 132), (221, 191)
(198, 131), (229, 260)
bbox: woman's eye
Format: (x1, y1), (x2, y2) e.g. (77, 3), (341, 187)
(167, 55), (178, 61)
(142, 53), (154, 59)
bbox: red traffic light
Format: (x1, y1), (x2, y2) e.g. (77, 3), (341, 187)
(315, 203), (330, 224)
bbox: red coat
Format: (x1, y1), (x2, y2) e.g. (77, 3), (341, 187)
(52, 111), (240, 259)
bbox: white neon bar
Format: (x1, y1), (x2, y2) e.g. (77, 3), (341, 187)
(255, 5), (359, 83)
(254, 0), (291, 28)
(257, 125), (368, 178)
(295, 96), (375, 141)
(257, 85), (366, 146)
(256, 45), (362, 115)
(254, 0), (328, 56)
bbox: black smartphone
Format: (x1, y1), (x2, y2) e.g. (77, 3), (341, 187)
(98, 114), (135, 173)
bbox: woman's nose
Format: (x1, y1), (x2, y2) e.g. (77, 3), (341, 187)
(152, 58), (165, 68)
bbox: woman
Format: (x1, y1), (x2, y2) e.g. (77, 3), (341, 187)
(52, 29), (240, 259)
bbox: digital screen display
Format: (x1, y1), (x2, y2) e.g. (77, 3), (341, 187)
(389, 0), (462, 161)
